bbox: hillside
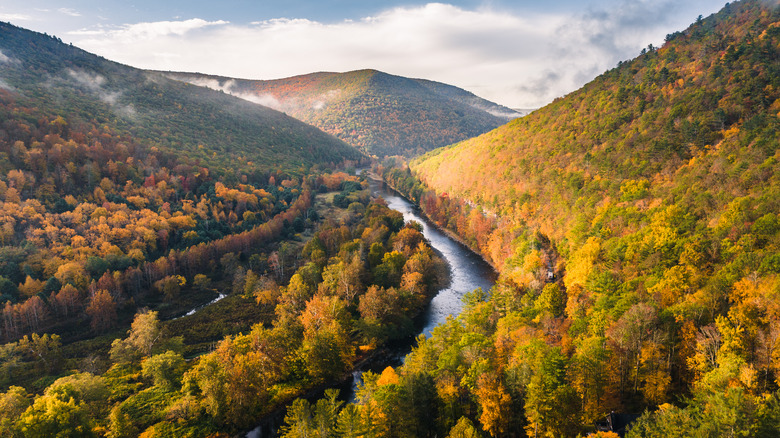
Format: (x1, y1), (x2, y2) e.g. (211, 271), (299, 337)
(0, 22), (363, 178)
(348, 0), (780, 435)
(0, 21), (454, 437)
(164, 69), (519, 157)
(0, 19), (368, 354)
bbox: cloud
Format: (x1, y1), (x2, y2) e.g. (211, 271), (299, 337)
(70, 18), (229, 42)
(0, 78), (13, 91)
(0, 49), (20, 67)
(171, 75), (286, 109)
(0, 13), (33, 22)
(58, 8), (81, 17)
(172, 74), (340, 112)
(67, 69), (122, 105)
(67, 1), (726, 108)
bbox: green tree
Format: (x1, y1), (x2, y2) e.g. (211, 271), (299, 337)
(142, 351), (186, 390)
(447, 417), (481, 438)
(17, 395), (95, 438)
(335, 404), (366, 438)
(17, 333), (62, 374)
(0, 386), (31, 433)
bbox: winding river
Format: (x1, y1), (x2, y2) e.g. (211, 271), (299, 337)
(247, 176), (497, 437)
(369, 176), (497, 338)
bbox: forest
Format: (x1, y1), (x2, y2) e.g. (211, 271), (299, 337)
(279, 1), (780, 436)
(0, 85), (449, 435)
(2, 0), (780, 436)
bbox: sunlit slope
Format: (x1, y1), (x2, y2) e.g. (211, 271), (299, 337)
(165, 69), (518, 157)
(412, 0), (780, 251)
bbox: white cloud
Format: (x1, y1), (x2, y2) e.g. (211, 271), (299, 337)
(67, 69), (122, 105)
(0, 13), (33, 21)
(0, 49), (20, 65)
(67, 1), (726, 108)
(58, 8), (81, 17)
(175, 76), (286, 109)
(71, 18), (229, 42)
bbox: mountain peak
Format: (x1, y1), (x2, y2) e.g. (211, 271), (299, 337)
(164, 69), (519, 157)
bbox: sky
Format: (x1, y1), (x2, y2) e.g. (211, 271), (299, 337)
(0, 0), (728, 108)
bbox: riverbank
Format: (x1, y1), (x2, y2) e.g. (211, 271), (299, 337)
(243, 172), (498, 437)
(367, 171), (500, 274)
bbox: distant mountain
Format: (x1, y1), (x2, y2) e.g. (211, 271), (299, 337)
(163, 69), (520, 157)
(0, 22), (363, 177)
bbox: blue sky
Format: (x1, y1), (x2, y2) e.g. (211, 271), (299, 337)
(0, 1), (728, 107)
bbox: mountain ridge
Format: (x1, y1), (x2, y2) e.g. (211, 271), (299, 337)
(162, 68), (519, 157)
(0, 21), (364, 178)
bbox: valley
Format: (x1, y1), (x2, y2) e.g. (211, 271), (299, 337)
(0, 0), (779, 437)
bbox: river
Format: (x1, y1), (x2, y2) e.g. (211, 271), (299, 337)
(369, 176), (497, 338)
(246, 176), (497, 437)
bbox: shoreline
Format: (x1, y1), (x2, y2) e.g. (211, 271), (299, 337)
(368, 171), (500, 275)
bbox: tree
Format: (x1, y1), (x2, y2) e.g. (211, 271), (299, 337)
(18, 333), (62, 374)
(279, 398), (315, 438)
(19, 296), (48, 333)
(608, 303), (658, 395)
(373, 251), (406, 288)
(0, 386), (31, 432)
(51, 284), (81, 318)
(17, 394), (95, 437)
(447, 417), (481, 438)
(302, 323), (354, 382)
(321, 254), (365, 303)
(474, 373), (512, 437)
(524, 347), (580, 438)
(154, 275), (185, 302)
(86, 290), (117, 333)
(18, 276), (44, 298)
(535, 283), (565, 318)
(125, 310), (163, 357)
(110, 310), (170, 363)
(313, 389), (343, 437)
(45, 372), (109, 416)
(142, 351), (186, 390)
(193, 273), (211, 291)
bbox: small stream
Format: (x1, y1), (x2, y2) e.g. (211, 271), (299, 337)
(246, 176), (497, 437)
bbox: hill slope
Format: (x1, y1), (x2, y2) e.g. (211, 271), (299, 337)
(164, 69), (519, 157)
(0, 21), (364, 375)
(0, 22), (363, 177)
(364, 0), (780, 435)
(412, 0), (780, 262)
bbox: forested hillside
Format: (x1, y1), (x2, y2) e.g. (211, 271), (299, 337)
(0, 20), (366, 344)
(282, 1), (780, 436)
(0, 22), (363, 178)
(0, 22), (449, 437)
(165, 69), (518, 157)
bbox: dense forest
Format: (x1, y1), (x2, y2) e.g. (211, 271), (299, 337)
(3, 0), (780, 436)
(164, 69), (518, 157)
(0, 20), (461, 437)
(282, 0), (780, 436)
